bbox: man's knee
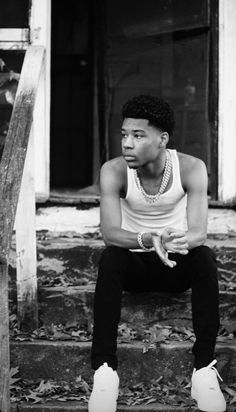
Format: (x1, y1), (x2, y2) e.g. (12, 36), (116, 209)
(98, 246), (131, 275)
(189, 245), (216, 262)
(188, 245), (218, 280)
(100, 245), (130, 262)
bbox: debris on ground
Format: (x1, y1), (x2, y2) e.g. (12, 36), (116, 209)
(9, 314), (234, 345)
(10, 366), (236, 407)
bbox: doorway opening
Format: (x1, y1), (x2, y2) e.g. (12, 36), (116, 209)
(50, 0), (94, 195)
(50, 0), (218, 201)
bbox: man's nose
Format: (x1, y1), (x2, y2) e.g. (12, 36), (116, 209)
(123, 135), (134, 148)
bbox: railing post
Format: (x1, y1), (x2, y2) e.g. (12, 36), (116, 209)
(15, 125), (38, 331)
(0, 261), (10, 412)
(0, 45), (45, 411)
(30, 0), (51, 201)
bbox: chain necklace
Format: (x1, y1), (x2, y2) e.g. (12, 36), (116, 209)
(134, 150), (172, 203)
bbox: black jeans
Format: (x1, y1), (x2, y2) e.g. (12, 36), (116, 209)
(91, 245), (219, 371)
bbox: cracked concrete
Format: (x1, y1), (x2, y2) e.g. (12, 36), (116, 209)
(33, 206), (236, 236)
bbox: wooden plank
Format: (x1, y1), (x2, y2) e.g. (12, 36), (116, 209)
(15, 127), (38, 331)
(208, 0), (219, 200)
(218, 0), (236, 202)
(0, 28), (29, 41)
(0, 28), (29, 50)
(0, 45), (45, 261)
(0, 45), (44, 411)
(30, 0), (51, 201)
(0, 42), (28, 50)
(0, 262), (10, 412)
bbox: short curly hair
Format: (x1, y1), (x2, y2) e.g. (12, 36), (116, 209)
(121, 95), (175, 136)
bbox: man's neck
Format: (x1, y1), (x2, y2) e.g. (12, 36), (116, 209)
(138, 149), (167, 179)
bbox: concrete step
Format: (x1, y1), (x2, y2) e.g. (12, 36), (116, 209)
(10, 340), (236, 386)
(8, 231), (236, 410)
(8, 237), (236, 288)
(8, 209), (236, 411)
(13, 402), (236, 412)
(11, 401), (236, 412)
(12, 405), (187, 412)
(8, 286), (236, 331)
(8, 238), (102, 286)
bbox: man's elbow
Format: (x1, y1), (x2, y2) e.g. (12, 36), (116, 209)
(195, 231), (207, 246)
(101, 231), (110, 246)
(101, 227), (115, 246)
(103, 236), (113, 246)
(187, 229), (207, 248)
(199, 233), (207, 245)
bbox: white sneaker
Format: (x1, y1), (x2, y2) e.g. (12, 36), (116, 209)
(191, 360), (226, 412)
(88, 362), (119, 412)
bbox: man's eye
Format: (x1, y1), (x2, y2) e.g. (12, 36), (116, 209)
(121, 134), (127, 138)
(134, 134), (144, 139)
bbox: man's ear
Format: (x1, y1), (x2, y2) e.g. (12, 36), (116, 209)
(160, 132), (169, 147)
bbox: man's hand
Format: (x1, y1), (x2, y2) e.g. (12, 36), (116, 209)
(152, 234), (177, 268)
(161, 227), (189, 255)
(152, 227), (188, 268)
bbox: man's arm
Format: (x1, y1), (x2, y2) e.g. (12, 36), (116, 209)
(159, 156), (208, 259)
(100, 160), (144, 249)
(181, 156), (208, 249)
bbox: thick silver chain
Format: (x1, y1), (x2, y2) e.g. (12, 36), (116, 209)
(133, 150), (172, 203)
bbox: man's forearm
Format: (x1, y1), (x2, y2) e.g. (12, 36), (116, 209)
(102, 227), (153, 249)
(186, 229), (207, 250)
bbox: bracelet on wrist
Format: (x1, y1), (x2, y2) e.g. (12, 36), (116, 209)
(137, 232), (152, 250)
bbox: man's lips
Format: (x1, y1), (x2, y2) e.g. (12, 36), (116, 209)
(123, 154), (136, 160)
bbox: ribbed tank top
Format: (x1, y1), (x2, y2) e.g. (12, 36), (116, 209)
(120, 149), (187, 250)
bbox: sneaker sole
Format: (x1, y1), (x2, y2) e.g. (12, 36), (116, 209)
(191, 388), (226, 412)
(88, 391), (118, 412)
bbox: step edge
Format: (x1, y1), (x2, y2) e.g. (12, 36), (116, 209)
(9, 285), (236, 297)
(12, 400), (236, 412)
(14, 401), (196, 412)
(10, 339), (236, 350)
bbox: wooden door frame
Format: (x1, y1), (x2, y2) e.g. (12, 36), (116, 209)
(208, 0), (218, 201)
(30, 0), (51, 202)
(30, 0), (236, 203)
(218, 0), (236, 203)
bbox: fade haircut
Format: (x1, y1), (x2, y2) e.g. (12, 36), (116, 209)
(121, 95), (175, 136)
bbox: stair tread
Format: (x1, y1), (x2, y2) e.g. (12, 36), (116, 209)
(9, 284), (236, 337)
(10, 400), (209, 412)
(10, 338), (236, 386)
(11, 400), (236, 411)
(8, 235), (236, 289)
(10, 339), (236, 348)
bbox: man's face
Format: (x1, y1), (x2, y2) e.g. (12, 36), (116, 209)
(121, 118), (163, 168)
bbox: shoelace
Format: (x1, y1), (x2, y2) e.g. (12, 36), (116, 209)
(207, 360), (223, 382)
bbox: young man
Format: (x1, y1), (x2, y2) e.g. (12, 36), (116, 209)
(88, 95), (226, 412)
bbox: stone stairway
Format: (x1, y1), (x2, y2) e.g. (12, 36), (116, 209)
(8, 205), (236, 411)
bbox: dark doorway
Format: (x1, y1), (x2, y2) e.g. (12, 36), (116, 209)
(50, 0), (93, 189)
(0, 0), (29, 28)
(106, 0), (217, 197)
(50, 0), (218, 198)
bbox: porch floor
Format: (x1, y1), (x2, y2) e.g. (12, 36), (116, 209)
(32, 204), (236, 241)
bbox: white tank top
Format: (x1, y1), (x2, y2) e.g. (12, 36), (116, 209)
(120, 149), (187, 250)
